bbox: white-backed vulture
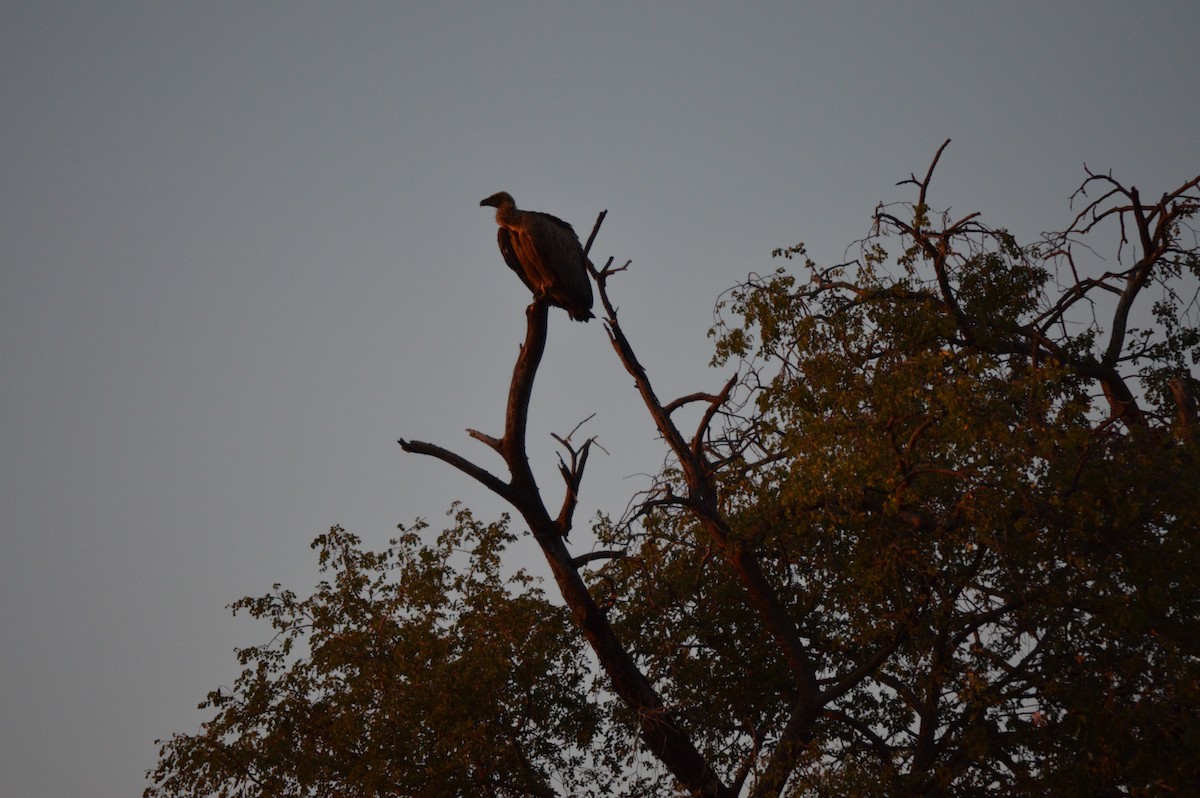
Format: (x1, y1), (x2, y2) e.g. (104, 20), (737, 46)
(480, 191), (595, 322)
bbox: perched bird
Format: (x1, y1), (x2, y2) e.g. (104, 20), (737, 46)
(480, 191), (595, 321)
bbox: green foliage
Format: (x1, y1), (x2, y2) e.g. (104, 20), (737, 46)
(680, 187), (1200, 794)
(146, 508), (600, 798)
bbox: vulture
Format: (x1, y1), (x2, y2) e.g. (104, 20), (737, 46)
(480, 191), (595, 321)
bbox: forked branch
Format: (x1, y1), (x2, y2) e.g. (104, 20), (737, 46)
(596, 248), (824, 796)
(400, 213), (733, 798)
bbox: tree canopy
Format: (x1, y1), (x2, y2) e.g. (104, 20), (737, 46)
(148, 144), (1200, 797)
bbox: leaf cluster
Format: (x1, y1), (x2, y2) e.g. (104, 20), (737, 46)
(146, 508), (601, 798)
(677, 167), (1200, 795)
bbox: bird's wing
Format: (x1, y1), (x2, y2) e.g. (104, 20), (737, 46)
(529, 213), (594, 317)
(497, 227), (537, 294)
(538, 212), (577, 238)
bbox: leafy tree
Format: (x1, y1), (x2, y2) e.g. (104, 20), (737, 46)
(147, 511), (604, 798)
(149, 143), (1200, 797)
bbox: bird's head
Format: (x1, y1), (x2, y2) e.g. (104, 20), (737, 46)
(480, 191), (516, 210)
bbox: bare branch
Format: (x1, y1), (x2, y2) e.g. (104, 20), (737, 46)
(597, 257), (632, 280)
(896, 138), (952, 214)
(554, 436), (594, 537)
(466, 428), (504, 455)
(663, 391), (727, 415)
(569, 549), (627, 569)
(397, 438), (513, 501)
(596, 241), (824, 793)
(946, 210), (982, 232)
(551, 413), (598, 446)
(400, 211), (732, 797)
(582, 211), (607, 258)
(693, 374), (739, 463)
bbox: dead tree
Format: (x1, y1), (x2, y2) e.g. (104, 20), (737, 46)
(400, 213), (734, 797)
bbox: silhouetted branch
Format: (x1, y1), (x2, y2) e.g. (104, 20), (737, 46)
(692, 374), (738, 462)
(400, 211), (733, 798)
(897, 137), (951, 208)
(876, 145), (1200, 431)
(663, 391), (726, 415)
(397, 438), (513, 501)
(554, 435), (593, 537)
(595, 242), (823, 795)
(466, 428), (504, 456)
(570, 549), (627, 568)
(583, 211), (607, 258)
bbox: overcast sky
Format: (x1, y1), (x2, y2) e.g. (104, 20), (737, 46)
(2, 3), (1198, 796)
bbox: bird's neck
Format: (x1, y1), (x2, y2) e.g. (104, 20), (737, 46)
(494, 206), (520, 227)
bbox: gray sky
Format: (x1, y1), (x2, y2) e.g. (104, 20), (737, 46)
(2, 3), (1197, 796)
